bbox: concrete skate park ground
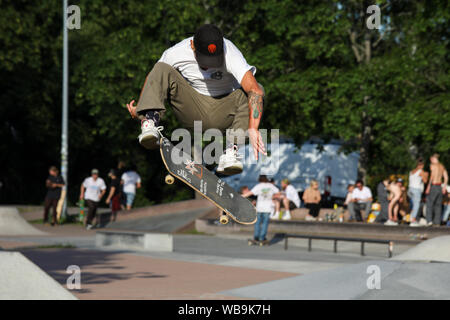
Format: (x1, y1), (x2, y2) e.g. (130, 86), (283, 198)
(1, 204), (450, 300)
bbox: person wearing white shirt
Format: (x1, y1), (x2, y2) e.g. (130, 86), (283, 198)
(242, 175), (279, 243)
(273, 179), (301, 220)
(121, 169), (141, 210)
(126, 24), (267, 176)
(79, 169), (106, 229)
(352, 180), (373, 222)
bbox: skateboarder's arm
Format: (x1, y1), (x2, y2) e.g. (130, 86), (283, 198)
(241, 71), (266, 160)
(241, 191), (255, 198)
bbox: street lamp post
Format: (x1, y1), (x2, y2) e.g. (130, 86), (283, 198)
(61, 0), (69, 219)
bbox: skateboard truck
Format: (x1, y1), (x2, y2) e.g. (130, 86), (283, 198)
(219, 212), (229, 224)
(165, 174), (175, 185)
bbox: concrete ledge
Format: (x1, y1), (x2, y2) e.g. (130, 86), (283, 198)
(392, 235), (450, 262)
(196, 218), (450, 242)
(96, 230), (173, 252)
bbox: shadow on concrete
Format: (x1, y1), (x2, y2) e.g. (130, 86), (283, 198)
(269, 233), (286, 246)
(20, 248), (167, 290)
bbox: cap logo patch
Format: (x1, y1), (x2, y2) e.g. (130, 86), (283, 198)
(208, 44), (216, 53)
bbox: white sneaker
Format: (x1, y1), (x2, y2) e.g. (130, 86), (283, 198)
(384, 220), (398, 226)
(138, 119), (163, 149)
(282, 211), (291, 220)
(86, 224), (93, 230)
(270, 211), (278, 220)
(216, 145), (243, 175)
(409, 221), (420, 227)
(427, 221), (433, 227)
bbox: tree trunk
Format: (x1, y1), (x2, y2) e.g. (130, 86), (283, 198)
(358, 107), (372, 184)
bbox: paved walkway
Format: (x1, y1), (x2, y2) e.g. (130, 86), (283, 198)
(20, 248), (297, 299)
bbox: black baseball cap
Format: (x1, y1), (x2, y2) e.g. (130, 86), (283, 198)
(193, 24), (224, 68)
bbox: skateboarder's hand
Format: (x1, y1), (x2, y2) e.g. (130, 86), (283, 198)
(248, 128), (266, 160)
(127, 100), (138, 119)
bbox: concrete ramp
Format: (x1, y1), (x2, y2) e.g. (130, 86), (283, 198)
(0, 207), (45, 236)
(105, 207), (212, 233)
(0, 251), (77, 300)
(222, 260), (450, 300)
(392, 235), (450, 263)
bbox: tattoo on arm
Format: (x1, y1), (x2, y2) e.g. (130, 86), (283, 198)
(248, 92), (263, 119)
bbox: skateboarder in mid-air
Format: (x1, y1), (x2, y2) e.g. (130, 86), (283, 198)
(126, 24), (266, 175)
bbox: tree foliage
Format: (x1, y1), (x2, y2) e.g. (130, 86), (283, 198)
(0, 0), (448, 204)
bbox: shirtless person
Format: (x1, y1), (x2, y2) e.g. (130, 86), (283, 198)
(385, 178), (402, 226)
(126, 24), (266, 175)
(425, 154), (448, 226)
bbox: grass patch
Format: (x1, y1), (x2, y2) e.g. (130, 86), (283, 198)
(30, 216), (84, 225)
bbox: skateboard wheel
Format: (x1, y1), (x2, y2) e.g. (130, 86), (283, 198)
(165, 174), (175, 185)
(219, 215), (229, 225)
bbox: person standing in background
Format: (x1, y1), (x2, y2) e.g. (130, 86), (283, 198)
(105, 169), (121, 222)
(425, 154), (448, 226)
(409, 158), (429, 227)
(375, 178), (390, 223)
(117, 160), (127, 209)
(242, 175), (279, 244)
(302, 180), (321, 221)
(43, 166), (65, 226)
(80, 169), (107, 229)
(121, 166), (141, 210)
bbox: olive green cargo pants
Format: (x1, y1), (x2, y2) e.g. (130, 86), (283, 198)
(136, 62), (249, 134)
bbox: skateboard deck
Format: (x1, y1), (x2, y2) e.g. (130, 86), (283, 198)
(247, 239), (270, 246)
(160, 136), (256, 225)
(56, 188), (66, 223)
(78, 199), (85, 222)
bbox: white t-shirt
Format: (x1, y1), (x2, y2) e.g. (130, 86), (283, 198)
(285, 184), (300, 208)
(83, 177), (106, 202)
(409, 169), (424, 191)
(159, 37), (256, 97)
(121, 171), (141, 194)
(251, 182), (279, 213)
(352, 186), (372, 203)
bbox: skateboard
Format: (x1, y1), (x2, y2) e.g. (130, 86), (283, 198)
(56, 188), (66, 223)
(77, 199), (85, 222)
(247, 239), (270, 246)
(160, 136), (257, 225)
